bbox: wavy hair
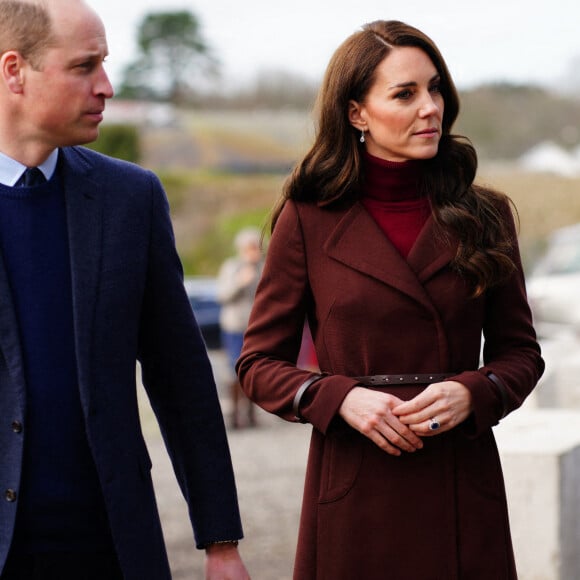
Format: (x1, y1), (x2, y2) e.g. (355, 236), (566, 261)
(273, 20), (516, 295)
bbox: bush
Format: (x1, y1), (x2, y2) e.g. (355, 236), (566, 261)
(88, 124), (141, 163)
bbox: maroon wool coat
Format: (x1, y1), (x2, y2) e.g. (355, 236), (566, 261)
(237, 199), (544, 580)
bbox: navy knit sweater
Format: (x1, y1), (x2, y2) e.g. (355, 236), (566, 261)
(0, 174), (113, 553)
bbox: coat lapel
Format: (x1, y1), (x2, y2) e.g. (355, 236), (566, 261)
(407, 215), (458, 283)
(60, 149), (103, 404)
(324, 202), (456, 310)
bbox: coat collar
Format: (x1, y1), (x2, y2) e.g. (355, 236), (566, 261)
(323, 201), (458, 309)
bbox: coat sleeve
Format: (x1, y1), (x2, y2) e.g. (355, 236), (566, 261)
(452, 200), (545, 436)
(237, 201), (358, 434)
(137, 174), (243, 548)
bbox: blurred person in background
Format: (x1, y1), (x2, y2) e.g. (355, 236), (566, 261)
(217, 228), (264, 429)
(0, 1), (249, 578)
(237, 20), (544, 580)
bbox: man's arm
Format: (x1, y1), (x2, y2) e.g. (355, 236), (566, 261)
(137, 173), (245, 551)
(205, 543), (250, 579)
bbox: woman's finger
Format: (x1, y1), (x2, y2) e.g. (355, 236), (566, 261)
(339, 387), (424, 454)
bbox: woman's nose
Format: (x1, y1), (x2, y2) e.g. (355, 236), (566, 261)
(419, 93), (441, 117)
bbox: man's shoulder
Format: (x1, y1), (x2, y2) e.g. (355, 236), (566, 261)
(62, 146), (151, 180)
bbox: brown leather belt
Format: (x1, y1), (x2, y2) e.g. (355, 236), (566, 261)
(355, 373), (456, 386)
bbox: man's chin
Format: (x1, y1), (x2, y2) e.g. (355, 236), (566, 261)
(66, 128), (101, 147)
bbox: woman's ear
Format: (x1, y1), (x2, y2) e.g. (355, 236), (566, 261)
(348, 99), (366, 131)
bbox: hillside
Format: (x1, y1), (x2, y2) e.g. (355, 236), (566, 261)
(457, 84), (580, 160)
(114, 86), (580, 275)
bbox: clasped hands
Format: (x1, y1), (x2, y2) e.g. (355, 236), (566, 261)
(338, 381), (473, 456)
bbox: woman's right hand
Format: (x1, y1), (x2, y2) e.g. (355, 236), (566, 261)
(338, 387), (424, 456)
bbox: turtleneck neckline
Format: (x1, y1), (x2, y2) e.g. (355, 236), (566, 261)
(360, 151), (431, 258)
(362, 151), (423, 202)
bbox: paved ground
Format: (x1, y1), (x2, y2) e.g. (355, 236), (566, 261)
(139, 350), (311, 579)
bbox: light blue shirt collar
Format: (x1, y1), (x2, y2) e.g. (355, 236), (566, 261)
(0, 149), (59, 186)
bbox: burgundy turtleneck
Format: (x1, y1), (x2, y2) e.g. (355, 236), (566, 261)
(361, 151), (431, 258)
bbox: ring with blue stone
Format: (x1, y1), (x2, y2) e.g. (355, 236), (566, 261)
(428, 417), (441, 431)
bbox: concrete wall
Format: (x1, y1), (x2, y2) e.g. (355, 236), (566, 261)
(495, 408), (580, 580)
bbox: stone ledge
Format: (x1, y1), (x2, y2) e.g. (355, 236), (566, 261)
(495, 409), (580, 580)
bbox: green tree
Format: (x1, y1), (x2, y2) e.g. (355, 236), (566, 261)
(118, 10), (218, 104)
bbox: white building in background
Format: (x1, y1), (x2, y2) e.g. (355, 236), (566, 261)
(103, 99), (177, 128)
(518, 140), (580, 176)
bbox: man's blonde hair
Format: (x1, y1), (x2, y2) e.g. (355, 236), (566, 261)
(0, 0), (54, 69)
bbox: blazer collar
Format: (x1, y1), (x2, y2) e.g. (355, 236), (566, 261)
(59, 148), (103, 394)
(324, 202), (458, 308)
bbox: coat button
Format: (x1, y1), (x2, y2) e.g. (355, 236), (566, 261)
(5, 489), (17, 502)
(11, 421), (22, 433)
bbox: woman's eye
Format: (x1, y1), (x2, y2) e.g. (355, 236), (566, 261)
(395, 89), (413, 100)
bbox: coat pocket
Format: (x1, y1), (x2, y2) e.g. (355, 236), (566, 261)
(318, 424), (364, 503)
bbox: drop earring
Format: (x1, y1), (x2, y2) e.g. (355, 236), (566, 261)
(360, 130), (365, 143)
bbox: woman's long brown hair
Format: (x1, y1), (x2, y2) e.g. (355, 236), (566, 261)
(272, 20), (516, 296)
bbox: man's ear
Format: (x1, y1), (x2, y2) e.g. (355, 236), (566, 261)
(1, 51), (26, 94)
(348, 99), (366, 131)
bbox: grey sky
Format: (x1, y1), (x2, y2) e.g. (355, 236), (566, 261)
(87, 0), (580, 92)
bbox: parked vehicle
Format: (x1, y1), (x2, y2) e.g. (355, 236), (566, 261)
(526, 222), (580, 338)
(183, 276), (222, 349)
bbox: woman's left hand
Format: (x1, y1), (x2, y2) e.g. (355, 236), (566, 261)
(392, 381), (473, 436)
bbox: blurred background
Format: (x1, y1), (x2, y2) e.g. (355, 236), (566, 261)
(86, 1), (580, 577)
(85, 0), (580, 276)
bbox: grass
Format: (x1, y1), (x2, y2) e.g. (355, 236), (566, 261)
(166, 165), (580, 276)
(165, 171), (281, 275)
(478, 166), (580, 268)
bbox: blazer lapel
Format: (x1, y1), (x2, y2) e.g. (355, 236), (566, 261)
(60, 149), (103, 405)
(0, 252), (27, 409)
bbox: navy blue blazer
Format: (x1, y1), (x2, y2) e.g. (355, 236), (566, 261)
(0, 146), (243, 579)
